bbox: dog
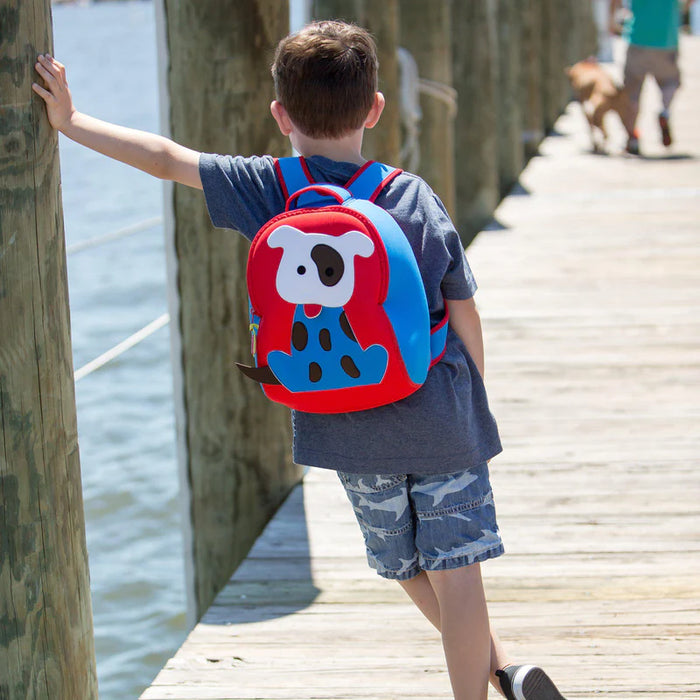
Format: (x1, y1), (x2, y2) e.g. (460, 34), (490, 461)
(566, 58), (630, 153)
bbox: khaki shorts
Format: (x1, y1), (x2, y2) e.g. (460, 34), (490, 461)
(624, 44), (680, 108)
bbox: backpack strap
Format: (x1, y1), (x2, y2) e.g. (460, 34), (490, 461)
(347, 160), (448, 366)
(276, 157), (402, 202)
(274, 156), (314, 199)
(430, 309), (449, 367)
(345, 160), (403, 202)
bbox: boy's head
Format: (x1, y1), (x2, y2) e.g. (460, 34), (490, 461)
(271, 21), (379, 139)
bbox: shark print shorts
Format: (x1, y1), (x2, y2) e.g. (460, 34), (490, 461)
(337, 465), (504, 580)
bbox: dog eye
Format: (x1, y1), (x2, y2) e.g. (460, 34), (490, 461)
(297, 265), (306, 275)
(324, 267), (334, 278)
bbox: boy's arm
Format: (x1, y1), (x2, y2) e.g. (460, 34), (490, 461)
(32, 54), (202, 190)
(446, 297), (485, 378)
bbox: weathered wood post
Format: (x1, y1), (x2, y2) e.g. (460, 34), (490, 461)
(0, 2), (98, 698)
(399, 0), (455, 216)
(520, 0), (545, 160)
(541, 0), (574, 132)
(156, 0), (301, 624)
(570, 0), (598, 67)
(496, 0), (524, 197)
(311, 0), (401, 165)
(541, 0), (597, 136)
(450, 0), (499, 244)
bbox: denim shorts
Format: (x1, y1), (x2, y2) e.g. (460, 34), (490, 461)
(337, 464), (504, 580)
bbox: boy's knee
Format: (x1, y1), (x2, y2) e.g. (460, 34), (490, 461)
(427, 562), (484, 593)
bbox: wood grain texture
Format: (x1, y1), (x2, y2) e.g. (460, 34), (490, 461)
(495, 0), (524, 198)
(520, 0), (545, 160)
(0, 1), (97, 698)
(399, 0), (455, 216)
(451, 0), (500, 244)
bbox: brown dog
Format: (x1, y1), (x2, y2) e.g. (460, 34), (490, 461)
(566, 58), (630, 153)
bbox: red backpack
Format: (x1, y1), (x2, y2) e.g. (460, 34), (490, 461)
(236, 157), (448, 413)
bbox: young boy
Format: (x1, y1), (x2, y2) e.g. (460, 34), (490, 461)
(33, 21), (566, 700)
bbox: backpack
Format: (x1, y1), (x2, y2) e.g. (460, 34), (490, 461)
(236, 156), (448, 413)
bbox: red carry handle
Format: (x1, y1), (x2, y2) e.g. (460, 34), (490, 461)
(285, 184), (351, 211)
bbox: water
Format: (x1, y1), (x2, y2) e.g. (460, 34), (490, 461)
(52, 2), (187, 698)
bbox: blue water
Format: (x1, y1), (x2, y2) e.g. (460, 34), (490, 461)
(52, 2), (187, 698)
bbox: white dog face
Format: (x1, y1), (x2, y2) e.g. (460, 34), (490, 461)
(267, 225), (375, 307)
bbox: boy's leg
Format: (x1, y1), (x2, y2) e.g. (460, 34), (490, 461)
(426, 564), (490, 700)
(399, 572), (513, 693)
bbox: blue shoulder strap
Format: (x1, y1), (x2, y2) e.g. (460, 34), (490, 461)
(276, 157), (402, 202)
(345, 161), (402, 201)
(275, 157), (314, 198)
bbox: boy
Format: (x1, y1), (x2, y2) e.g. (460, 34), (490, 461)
(33, 21), (566, 700)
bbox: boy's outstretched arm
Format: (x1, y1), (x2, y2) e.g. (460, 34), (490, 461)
(32, 54), (202, 190)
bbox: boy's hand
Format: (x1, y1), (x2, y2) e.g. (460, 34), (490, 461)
(32, 54), (75, 131)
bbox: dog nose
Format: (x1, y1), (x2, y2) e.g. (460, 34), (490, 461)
(311, 244), (344, 287)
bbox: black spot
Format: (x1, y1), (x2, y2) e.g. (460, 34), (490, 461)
(311, 244), (344, 287)
(319, 328), (332, 351)
(339, 312), (358, 342)
(297, 265), (306, 275)
(292, 322), (308, 351)
(340, 355), (361, 379)
(309, 362), (322, 383)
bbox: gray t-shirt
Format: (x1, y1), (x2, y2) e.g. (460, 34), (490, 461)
(199, 153), (502, 474)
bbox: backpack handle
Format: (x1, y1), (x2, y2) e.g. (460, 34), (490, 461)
(285, 184), (351, 212)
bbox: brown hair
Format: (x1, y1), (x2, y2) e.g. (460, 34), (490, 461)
(271, 21), (378, 139)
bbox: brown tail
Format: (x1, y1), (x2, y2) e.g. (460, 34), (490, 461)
(236, 363), (281, 385)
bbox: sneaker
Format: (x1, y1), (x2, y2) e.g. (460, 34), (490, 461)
(496, 664), (567, 700)
(658, 113), (672, 147)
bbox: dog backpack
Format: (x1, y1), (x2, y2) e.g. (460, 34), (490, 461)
(236, 156), (449, 413)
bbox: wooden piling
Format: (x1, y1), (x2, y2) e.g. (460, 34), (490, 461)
(496, 0), (524, 197)
(540, 0), (597, 134)
(450, 0), (500, 244)
(399, 0), (455, 216)
(0, 2), (97, 698)
(520, 0), (545, 160)
(311, 0), (401, 166)
(156, 0), (302, 624)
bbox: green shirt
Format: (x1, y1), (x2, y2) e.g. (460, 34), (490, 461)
(625, 0), (681, 49)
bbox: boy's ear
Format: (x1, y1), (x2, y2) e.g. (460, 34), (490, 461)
(270, 100), (293, 136)
(364, 92), (385, 130)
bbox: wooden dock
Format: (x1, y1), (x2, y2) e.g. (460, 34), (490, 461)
(142, 37), (700, 699)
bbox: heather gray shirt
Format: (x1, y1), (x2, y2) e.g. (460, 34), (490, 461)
(199, 153), (502, 474)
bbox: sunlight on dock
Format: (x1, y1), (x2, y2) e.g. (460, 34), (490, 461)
(141, 35), (700, 700)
